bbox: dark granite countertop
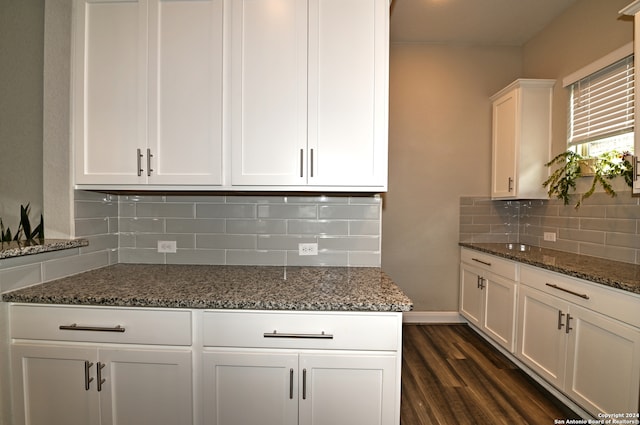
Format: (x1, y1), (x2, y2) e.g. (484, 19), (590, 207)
(1, 264), (413, 312)
(460, 242), (640, 295)
(0, 239), (88, 259)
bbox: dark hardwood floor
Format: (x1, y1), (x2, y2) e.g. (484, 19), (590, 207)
(400, 324), (580, 425)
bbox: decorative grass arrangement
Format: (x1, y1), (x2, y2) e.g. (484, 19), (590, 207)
(0, 204), (44, 243)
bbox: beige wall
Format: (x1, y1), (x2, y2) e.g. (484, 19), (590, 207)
(0, 0), (44, 233)
(382, 45), (521, 311)
(382, 0), (634, 312)
(522, 0), (633, 158)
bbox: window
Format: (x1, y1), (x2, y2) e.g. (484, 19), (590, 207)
(567, 54), (634, 156)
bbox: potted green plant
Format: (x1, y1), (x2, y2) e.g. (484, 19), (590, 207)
(542, 150), (633, 209)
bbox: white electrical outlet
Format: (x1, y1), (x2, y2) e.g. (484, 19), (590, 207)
(158, 240), (177, 253)
(543, 232), (557, 242)
(298, 243), (318, 256)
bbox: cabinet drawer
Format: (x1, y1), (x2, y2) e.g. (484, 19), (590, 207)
(461, 248), (517, 280)
(9, 304), (192, 346)
(520, 265), (640, 328)
(203, 310), (401, 351)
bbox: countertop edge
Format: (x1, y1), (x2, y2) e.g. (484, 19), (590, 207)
(1, 264), (414, 312)
(0, 239), (89, 260)
(459, 242), (640, 295)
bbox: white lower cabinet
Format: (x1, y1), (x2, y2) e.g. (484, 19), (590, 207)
(461, 249), (640, 417)
(298, 353), (396, 425)
(203, 351), (298, 425)
(9, 306), (403, 425)
(202, 310), (402, 425)
(459, 248), (517, 352)
(9, 305), (193, 425)
(98, 348), (193, 425)
(203, 351), (396, 425)
(517, 266), (640, 416)
(12, 345), (192, 425)
(11, 345), (99, 425)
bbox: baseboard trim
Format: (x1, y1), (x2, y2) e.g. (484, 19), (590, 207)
(402, 311), (466, 324)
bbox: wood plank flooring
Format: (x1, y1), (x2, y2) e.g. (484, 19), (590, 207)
(401, 324), (580, 425)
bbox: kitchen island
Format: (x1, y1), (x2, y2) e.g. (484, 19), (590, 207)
(3, 265), (411, 425)
(2, 264), (413, 311)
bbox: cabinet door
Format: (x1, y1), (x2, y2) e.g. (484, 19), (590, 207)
(202, 351), (298, 425)
(11, 344), (100, 425)
(307, 0), (388, 187)
(459, 264), (483, 328)
(73, 0), (148, 185)
(230, 0), (308, 186)
(99, 348), (193, 425)
(516, 285), (567, 389)
(147, 0), (223, 185)
(634, 11), (640, 194)
(491, 88), (518, 198)
(299, 353), (397, 425)
(483, 274), (516, 352)
(564, 305), (640, 416)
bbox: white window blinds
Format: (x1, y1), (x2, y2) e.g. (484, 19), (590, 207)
(568, 55), (634, 147)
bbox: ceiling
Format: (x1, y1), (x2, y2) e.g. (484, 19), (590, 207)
(390, 0), (578, 46)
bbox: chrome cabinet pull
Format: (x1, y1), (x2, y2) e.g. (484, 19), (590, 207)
(310, 149), (314, 177)
(300, 149), (304, 177)
(634, 156), (639, 181)
(476, 276), (481, 289)
(97, 362), (106, 392)
(84, 361), (94, 391)
(263, 330), (333, 339)
(146, 148), (153, 177)
(289, 368), (294, 399)
(59, 324), (126, 333)
(302, 368), (307, 400)
(508, 177), (514, 192)
(472, 258), (491, 267)
(479, 277), (486, 290)
(557, 310), (565, 330)
(545, 283), (589, 300)
(565, 314), (573, 334)
(137, 149), (143, 176)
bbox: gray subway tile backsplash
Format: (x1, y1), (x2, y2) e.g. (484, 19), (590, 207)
(1, 192), (382, 293)
(460, 192), (640, 265)
(113, 194), (381, 267)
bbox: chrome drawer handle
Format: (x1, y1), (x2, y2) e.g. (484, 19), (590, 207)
(59, 324), (126, 333)
(289, 369), (294, 399)
(545, 283), (590, 300)
(97, 362), (106, 392)
(557, 310), (565, 330)
(263, 330), (333, 339)
(302, 368), (307, 400)
(472, 258), (491, 266)
(84, 361), (94, 391)
(137, 149), (143, 176)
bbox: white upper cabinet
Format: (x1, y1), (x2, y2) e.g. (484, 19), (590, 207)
(230, 0), (309, 186)
(231, 0), (389, 189)
(621, 2), (640, 194)
(73, 0), (223, 186)
(490, 79), (555, 199)
(73, 0), (389, 190)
